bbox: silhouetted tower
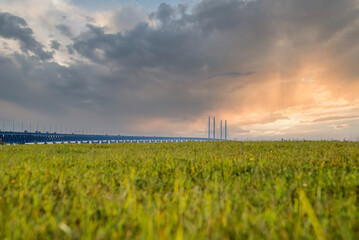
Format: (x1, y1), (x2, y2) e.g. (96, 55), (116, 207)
(208, 117), (211, 139)
(220, 120), (223, 140)
(213, 117), (216, 139)
(225, 120), (227, 140)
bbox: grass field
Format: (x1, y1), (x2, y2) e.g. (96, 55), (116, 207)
(0, 141), (358, 239)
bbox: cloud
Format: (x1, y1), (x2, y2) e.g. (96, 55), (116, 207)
(207, 72), (253, 80)
(1, 0), (359, 138)
(152, 3), (175, 24)
(96, 3), (148, 33)
(331, 124), (350, 129)
(55, 24), (74, 38)
(237, 112), (290, 126)
(310, 115), (359, 123)
(0, 11), (53, 60)
(50, 40), (61, 50)
(72, 22), (207, 74)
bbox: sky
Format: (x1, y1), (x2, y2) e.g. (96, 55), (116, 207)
(1, 0), (359, 140)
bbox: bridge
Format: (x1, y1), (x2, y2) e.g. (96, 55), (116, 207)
(0, 131), (210, 145)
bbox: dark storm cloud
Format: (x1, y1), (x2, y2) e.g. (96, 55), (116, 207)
(66, 45), (75, 54)
(67, 0), (358, 115)
(71, 0), (359, 78)
(0, 11), (53, 60)
(0, 53), (114, 115)
(0, 54), (61, 112)
(152, 3), (175, 24)
(55, 24), (73, 38)
(50, 40), (61, 50)
(207, 72), (253, 80)
(193, 0), (244, 32)
(72, 22), (206, 75)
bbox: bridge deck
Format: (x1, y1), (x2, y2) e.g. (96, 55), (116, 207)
(0, 131), (211, 144)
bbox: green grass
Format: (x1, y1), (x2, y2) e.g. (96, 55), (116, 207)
(0, 141), (358, 239)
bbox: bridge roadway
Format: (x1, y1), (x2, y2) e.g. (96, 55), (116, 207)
(0, 131), (210, 145)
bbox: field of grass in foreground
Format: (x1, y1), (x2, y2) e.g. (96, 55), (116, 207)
(0, 141), (358, 239)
